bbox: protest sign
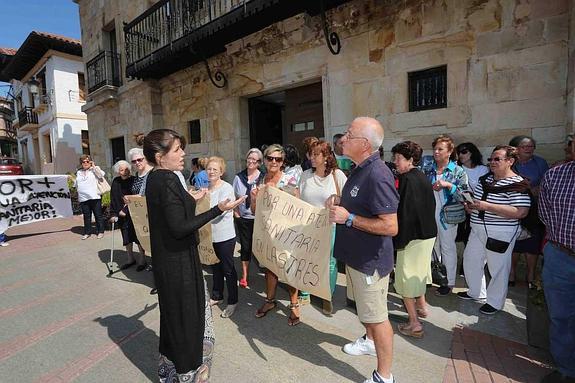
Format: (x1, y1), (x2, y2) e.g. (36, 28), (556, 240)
(0, 175), (72, 232)
(252, 186), (332, 300)
(126, 195), (152, 256)
(195, 194), (219, 265)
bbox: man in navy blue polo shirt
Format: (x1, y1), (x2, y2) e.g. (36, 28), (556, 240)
(327, 117), (399, 383)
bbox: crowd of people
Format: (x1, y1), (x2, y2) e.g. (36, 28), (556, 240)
(70, 122), (573, 383)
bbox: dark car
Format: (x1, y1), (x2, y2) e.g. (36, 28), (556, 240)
(0, 158), (24, 175)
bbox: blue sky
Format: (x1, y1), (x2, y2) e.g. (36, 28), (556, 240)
(0, 0), (81, 96)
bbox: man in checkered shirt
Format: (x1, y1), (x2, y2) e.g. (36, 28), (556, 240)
(538, 136), (575, 383)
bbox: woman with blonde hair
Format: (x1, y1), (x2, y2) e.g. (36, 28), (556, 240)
(206, 156), (239, 318)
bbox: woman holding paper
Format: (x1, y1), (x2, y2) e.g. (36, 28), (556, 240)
(143, 129), (245, 382)
(75, 154), (106, 240)
(109, 160), (147, 272)
(206, 156), (239, 318)
(298, 140), (346, 315)
(250, 144), (302, 326)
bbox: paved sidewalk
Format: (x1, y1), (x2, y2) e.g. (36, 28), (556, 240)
(443, 327), (552, 383)
(1, 217), (554, 382)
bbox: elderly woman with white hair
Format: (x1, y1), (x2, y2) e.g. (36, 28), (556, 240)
(109, 160), (147, 271)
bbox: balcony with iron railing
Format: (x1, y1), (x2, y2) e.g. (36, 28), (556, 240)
(17, 107), (39, 131)
(86, 51), (122, 94)
(124, 0), (350, 80)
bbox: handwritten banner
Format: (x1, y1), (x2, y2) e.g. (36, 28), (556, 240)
(0, 175), (72, 232)
(252, 186), (332, 300)
(126, 195), (152, 256)
(195, 194), (219, 265)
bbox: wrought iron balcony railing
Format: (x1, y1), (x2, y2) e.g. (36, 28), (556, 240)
(86, 51), (122, 94)
(17, 107), (38, 127)
(124, 0), (350, 80)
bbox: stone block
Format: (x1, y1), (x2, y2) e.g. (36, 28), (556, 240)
(487, 69), (517, 102)
(532, 125), (567, 144)
(283, 14), (307, 33)
(515, 61), (566, 101)
(466, 0), (502, 33)
(485, 42), (566, 71)
(528, 0), (569, 20)
(328, 83), (353, 127)
(225, 39), (243, 56)
(468, 59), (488, 105)
(544, 14), (569, 43)
(448, 60), (469, 106)
(422, 0), (450, 36)
(352, 79), (384, 118)
(395, 7), (422, 44)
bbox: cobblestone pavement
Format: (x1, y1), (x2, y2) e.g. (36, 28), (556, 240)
(1, 217), (552, 382)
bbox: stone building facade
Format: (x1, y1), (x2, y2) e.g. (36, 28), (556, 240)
(76, 0), (574, 178)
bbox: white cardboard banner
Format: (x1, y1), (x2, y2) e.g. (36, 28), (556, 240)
(0, 175), (73, 232)
(252, 186), (332, 301)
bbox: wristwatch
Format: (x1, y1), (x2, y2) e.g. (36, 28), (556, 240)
(345, 213), (355, 228)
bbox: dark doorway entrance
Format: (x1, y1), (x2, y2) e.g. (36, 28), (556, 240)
(249, 96), (283, 151)
(248, 82), (324, 155)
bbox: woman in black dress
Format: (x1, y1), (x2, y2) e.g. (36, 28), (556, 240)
(143, 129), (244, 382)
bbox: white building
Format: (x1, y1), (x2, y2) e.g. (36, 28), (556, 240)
(0, 31), (89, 175)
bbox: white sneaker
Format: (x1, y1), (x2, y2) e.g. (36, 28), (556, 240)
(363, 370), (395, 383)
(81, 234), (90, 240)
(97, 233), (104, 239)
(343, 335), (376, 356)
(220, 304), (237, 318)
(0, 242), (9, 247)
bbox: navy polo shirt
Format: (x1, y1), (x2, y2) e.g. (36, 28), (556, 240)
(334, 152), (399, 277)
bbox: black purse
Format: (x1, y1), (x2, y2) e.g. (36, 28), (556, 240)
(431, 250), (448, 286)
(485, 236), (510, 253)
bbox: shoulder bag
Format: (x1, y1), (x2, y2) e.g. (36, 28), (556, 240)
(94, 167), (111, 195)
(442, 201), (466, 225)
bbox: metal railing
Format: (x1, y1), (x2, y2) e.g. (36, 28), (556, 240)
(124, 0), (248, 67)
(17, 107), (38, 126)
(86, 51), (122, 94)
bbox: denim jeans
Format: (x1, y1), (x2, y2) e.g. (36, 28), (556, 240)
(211, 237), (238, 305)
(542, 242), (575, 378)
(80, 199), (105, 235)
(0, 232), (6, 243)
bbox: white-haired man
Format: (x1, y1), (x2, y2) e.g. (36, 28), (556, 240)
(327, 117), (399, 383)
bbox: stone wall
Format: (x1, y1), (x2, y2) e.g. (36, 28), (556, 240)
(78, 0), (572, 175)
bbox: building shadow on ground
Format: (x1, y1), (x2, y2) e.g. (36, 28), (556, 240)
(94, 303), (158, 381)
(97, 248), (155, 289)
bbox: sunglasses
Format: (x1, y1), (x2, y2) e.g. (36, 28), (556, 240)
(487, 157), (507, 163)
(265, 155), (283, 163)
(458, 149), (469, 155)
(81, 160), (91, 163)
(131, 158), (145, 164)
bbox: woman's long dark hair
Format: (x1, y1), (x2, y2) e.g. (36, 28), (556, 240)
(456, 142), (483, 167)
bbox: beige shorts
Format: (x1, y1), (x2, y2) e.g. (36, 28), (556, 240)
(346, 265), (389, 323)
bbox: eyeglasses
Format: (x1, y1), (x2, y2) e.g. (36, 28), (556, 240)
(81, 160), (91, 163)
(265, 155), (283, 163)
(131, 158), (145, 164)
(343, 131), (368, 141)
(487, 157), (507, 163)
(458, 149), (469, 155)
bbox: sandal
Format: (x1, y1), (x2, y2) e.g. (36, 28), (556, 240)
(397, 323), (424, 338)
(255, 298), (276, 318)
(287, 302), (301, 326)
(416, 308), (428, 318)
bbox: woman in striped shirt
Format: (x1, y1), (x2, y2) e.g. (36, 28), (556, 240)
(458, 145), (531, 315)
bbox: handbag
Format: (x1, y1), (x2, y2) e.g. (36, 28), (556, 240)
(442, 201), (466, 225)
(485, 237), (511, 253)
(96, 176), (111, 195)
(431, 250), (448, 286)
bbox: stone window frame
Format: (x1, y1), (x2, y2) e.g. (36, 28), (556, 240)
(188, 119), (201, 144)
